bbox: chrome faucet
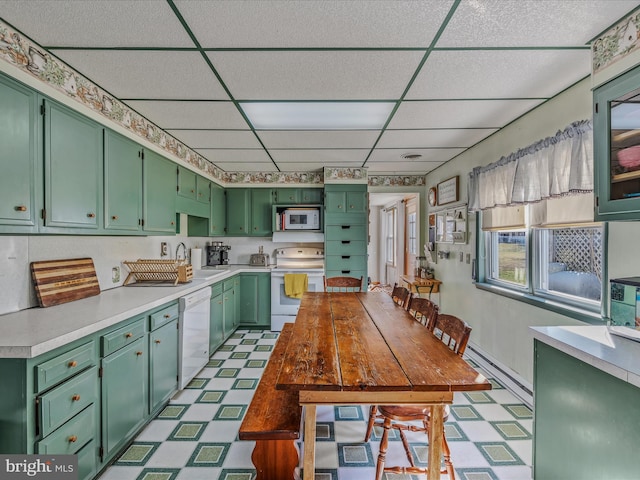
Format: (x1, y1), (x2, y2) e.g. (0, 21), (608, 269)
(176, 242), (187, 262)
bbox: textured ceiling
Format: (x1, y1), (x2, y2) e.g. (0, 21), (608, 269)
(1, 0), (639, 176)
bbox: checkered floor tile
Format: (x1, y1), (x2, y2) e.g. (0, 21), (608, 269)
(97, 329), (533, 480)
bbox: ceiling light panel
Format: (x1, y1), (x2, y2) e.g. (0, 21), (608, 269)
(0, 0), (194, 47)
(270, 149), (371, 164)
(388, 99), (544, 130)
(49, 50), (229, 100)
(175, 0), (454, 48)
(368, 148), (465, 164)
(407, 50), (590, 100)
(241, 102), (395, 130)
(437, 0), (640, 47)
(166, 130), (260, 149)
(379, 128), (499, 148)
(257, 130), (380, 149)
(125, 101), (249, 130)
(207, 51), (425, 100)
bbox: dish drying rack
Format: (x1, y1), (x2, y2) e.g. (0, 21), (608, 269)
(123, 259), (193, 285)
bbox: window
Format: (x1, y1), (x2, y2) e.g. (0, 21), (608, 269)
(487, 231), (528, 287)
(385, 208), (396, 265)
(407, 211), (417, 255)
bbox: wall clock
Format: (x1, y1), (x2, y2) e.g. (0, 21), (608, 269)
(428, 187), (437, 207)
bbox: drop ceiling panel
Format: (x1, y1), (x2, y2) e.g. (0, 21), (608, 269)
(206, 50), (425, 100)
(365, 161), (444, 174)
(257, 130), (380, 149)
(407, 50), (591, 100)
(175, 0), (454, 48)
(437, 0), (640, 47)
(379, 129), (499, 148)
(49, 50), (229, 100)
(270, 149), (370, 164)
(166, 130), (259, 149)
(195, 149), (273, 165)
(0, 0), (194, 47)
(368, 148), (465, 164)
(388, 99), (545, 130)
(124, 101), (249, 130)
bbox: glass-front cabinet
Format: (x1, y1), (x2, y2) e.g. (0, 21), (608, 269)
(595, 64), (640, 220)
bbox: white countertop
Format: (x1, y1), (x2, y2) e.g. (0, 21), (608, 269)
(0, 265), (272, 359)
(531, 325), (640, 389)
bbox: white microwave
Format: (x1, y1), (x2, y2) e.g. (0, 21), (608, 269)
(283, 208), (320, 230)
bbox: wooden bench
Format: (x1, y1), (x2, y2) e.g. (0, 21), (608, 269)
(239, 323), (302, 480)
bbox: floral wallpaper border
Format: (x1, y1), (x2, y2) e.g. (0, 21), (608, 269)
(592, 9), (640, 73)
(369, 175), (426, 187)
(0, 19), (428, 188)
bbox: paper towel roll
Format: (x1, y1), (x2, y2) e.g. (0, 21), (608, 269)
(190, 248), (202, 269)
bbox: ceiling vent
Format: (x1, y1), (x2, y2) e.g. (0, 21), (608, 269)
(401, 153), (422, 160)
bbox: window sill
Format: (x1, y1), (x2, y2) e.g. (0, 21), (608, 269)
(474, 281), (604, 325)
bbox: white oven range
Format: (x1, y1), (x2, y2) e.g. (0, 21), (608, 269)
(270, 247), (324, 331)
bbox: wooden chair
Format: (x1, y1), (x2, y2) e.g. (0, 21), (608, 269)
(323, 275), (363, 292)
(371, 315), (472, 480)
(408, 297), (439, 330)
(391, 283), (411, 309)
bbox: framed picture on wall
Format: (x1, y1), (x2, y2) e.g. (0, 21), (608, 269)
(437, 176), (459, 206)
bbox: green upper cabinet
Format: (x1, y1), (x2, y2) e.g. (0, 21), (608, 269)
(177, 166), (197, 200)
(209, 183), (226, 236)
(196, 176), (210, 204)
(104, 130), (142, 232)
(143, 149), (177, 233)
(226, 189), (250, 235)
(324, 184), (367, 216)
(274, 187), (323, 204)
(250, 188), (273, 236)
(594, 64), (640, 220)
(43, 99), (103, 229)
(0, 73), (38, 231)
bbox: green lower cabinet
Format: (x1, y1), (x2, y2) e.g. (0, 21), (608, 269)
(223, 278), (237, 338)
(100, 335), (148, 462)
(210, 286), (225, 352)
(534, 340), (640, 479)
(239, 273), (271, 326)
(149, 319), (178, 414)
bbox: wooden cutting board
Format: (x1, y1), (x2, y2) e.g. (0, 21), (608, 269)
(31, 258), (101, 307)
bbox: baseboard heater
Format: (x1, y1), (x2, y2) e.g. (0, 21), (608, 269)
(466, 344), (533, 408)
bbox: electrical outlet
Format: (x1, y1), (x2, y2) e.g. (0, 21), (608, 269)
(459, 251), (464, 262)
(160, 242), (168, 257)
(466, 253), (471, 264)
(111, 266), (120, 283)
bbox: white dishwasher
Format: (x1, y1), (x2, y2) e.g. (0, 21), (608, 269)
(178, 286), (211, 389)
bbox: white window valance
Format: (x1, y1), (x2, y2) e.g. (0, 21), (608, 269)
(468, 120), (593, 212)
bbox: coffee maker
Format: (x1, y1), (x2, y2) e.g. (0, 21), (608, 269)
(206, 242), (230, 267)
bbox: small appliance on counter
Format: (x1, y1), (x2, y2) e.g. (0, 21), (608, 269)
(250, 245), (270, 267)
(609, 277), (640, 342)
(206, 242), (231, 267)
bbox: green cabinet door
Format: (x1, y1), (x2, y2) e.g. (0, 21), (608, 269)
(101, 336), (148, 461)
(223, 289), (235, 338)
(104, 130), (142, 231)
(149, 320), (178, 414)
(226, 189), (250, 235)
(233, 276), (241, 328)
(239, 273), (271, 326)
(325, 189), (346, 213)
(177, 166), (197, 200)
(346, 189), (367, 213)
(44, 99), (103, 229)
(275, 188), (299, 204)
(301, 188), (323, 204)
(0, 74), (37, 229)
(143, 149), (177, 233)
(209, 290), (224, 353)
(250, 188), (273, 236)
(197, 176), (210, 204)
(209, 183), (226, 236)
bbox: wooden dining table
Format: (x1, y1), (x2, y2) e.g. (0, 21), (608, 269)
(276, 291), (491, 480)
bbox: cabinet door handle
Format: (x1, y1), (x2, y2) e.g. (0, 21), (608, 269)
(155, 339), (161, 344)
(125, 332), (133, 338)
(341, 241), (351, 244)
(191, 189), (195, 193)
(14, 205), (27, 212)
(338, 205), (343, 209)
(136, 351), (143, 356)
(71, 394), (81, 402)
(68, 435), (78, 443)
(342, 256), (351, 259)
(341, 225), (351, 229)
(170, 221), (175, 226)
(164, 314), (170, 318)
(68, 360), (77, 368)
(111, 215), (118, 220)
(341, 270), (351, 274)
(87, 212), (95, 218)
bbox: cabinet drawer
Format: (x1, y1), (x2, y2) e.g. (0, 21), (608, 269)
(326, 269), (367, 280)
(325, 255), (367, 272)
(101, 317), (145, 356)
(211, 282), (223, 297)
(223, 278), (235, 291)
(149, 303), (179, 330)
(39, 366), (98, 437)
(325, 240), (366, 256)
(325, 224), (367, 241)
(36, 341), (95, 393)
(37, 404), (95, 454)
